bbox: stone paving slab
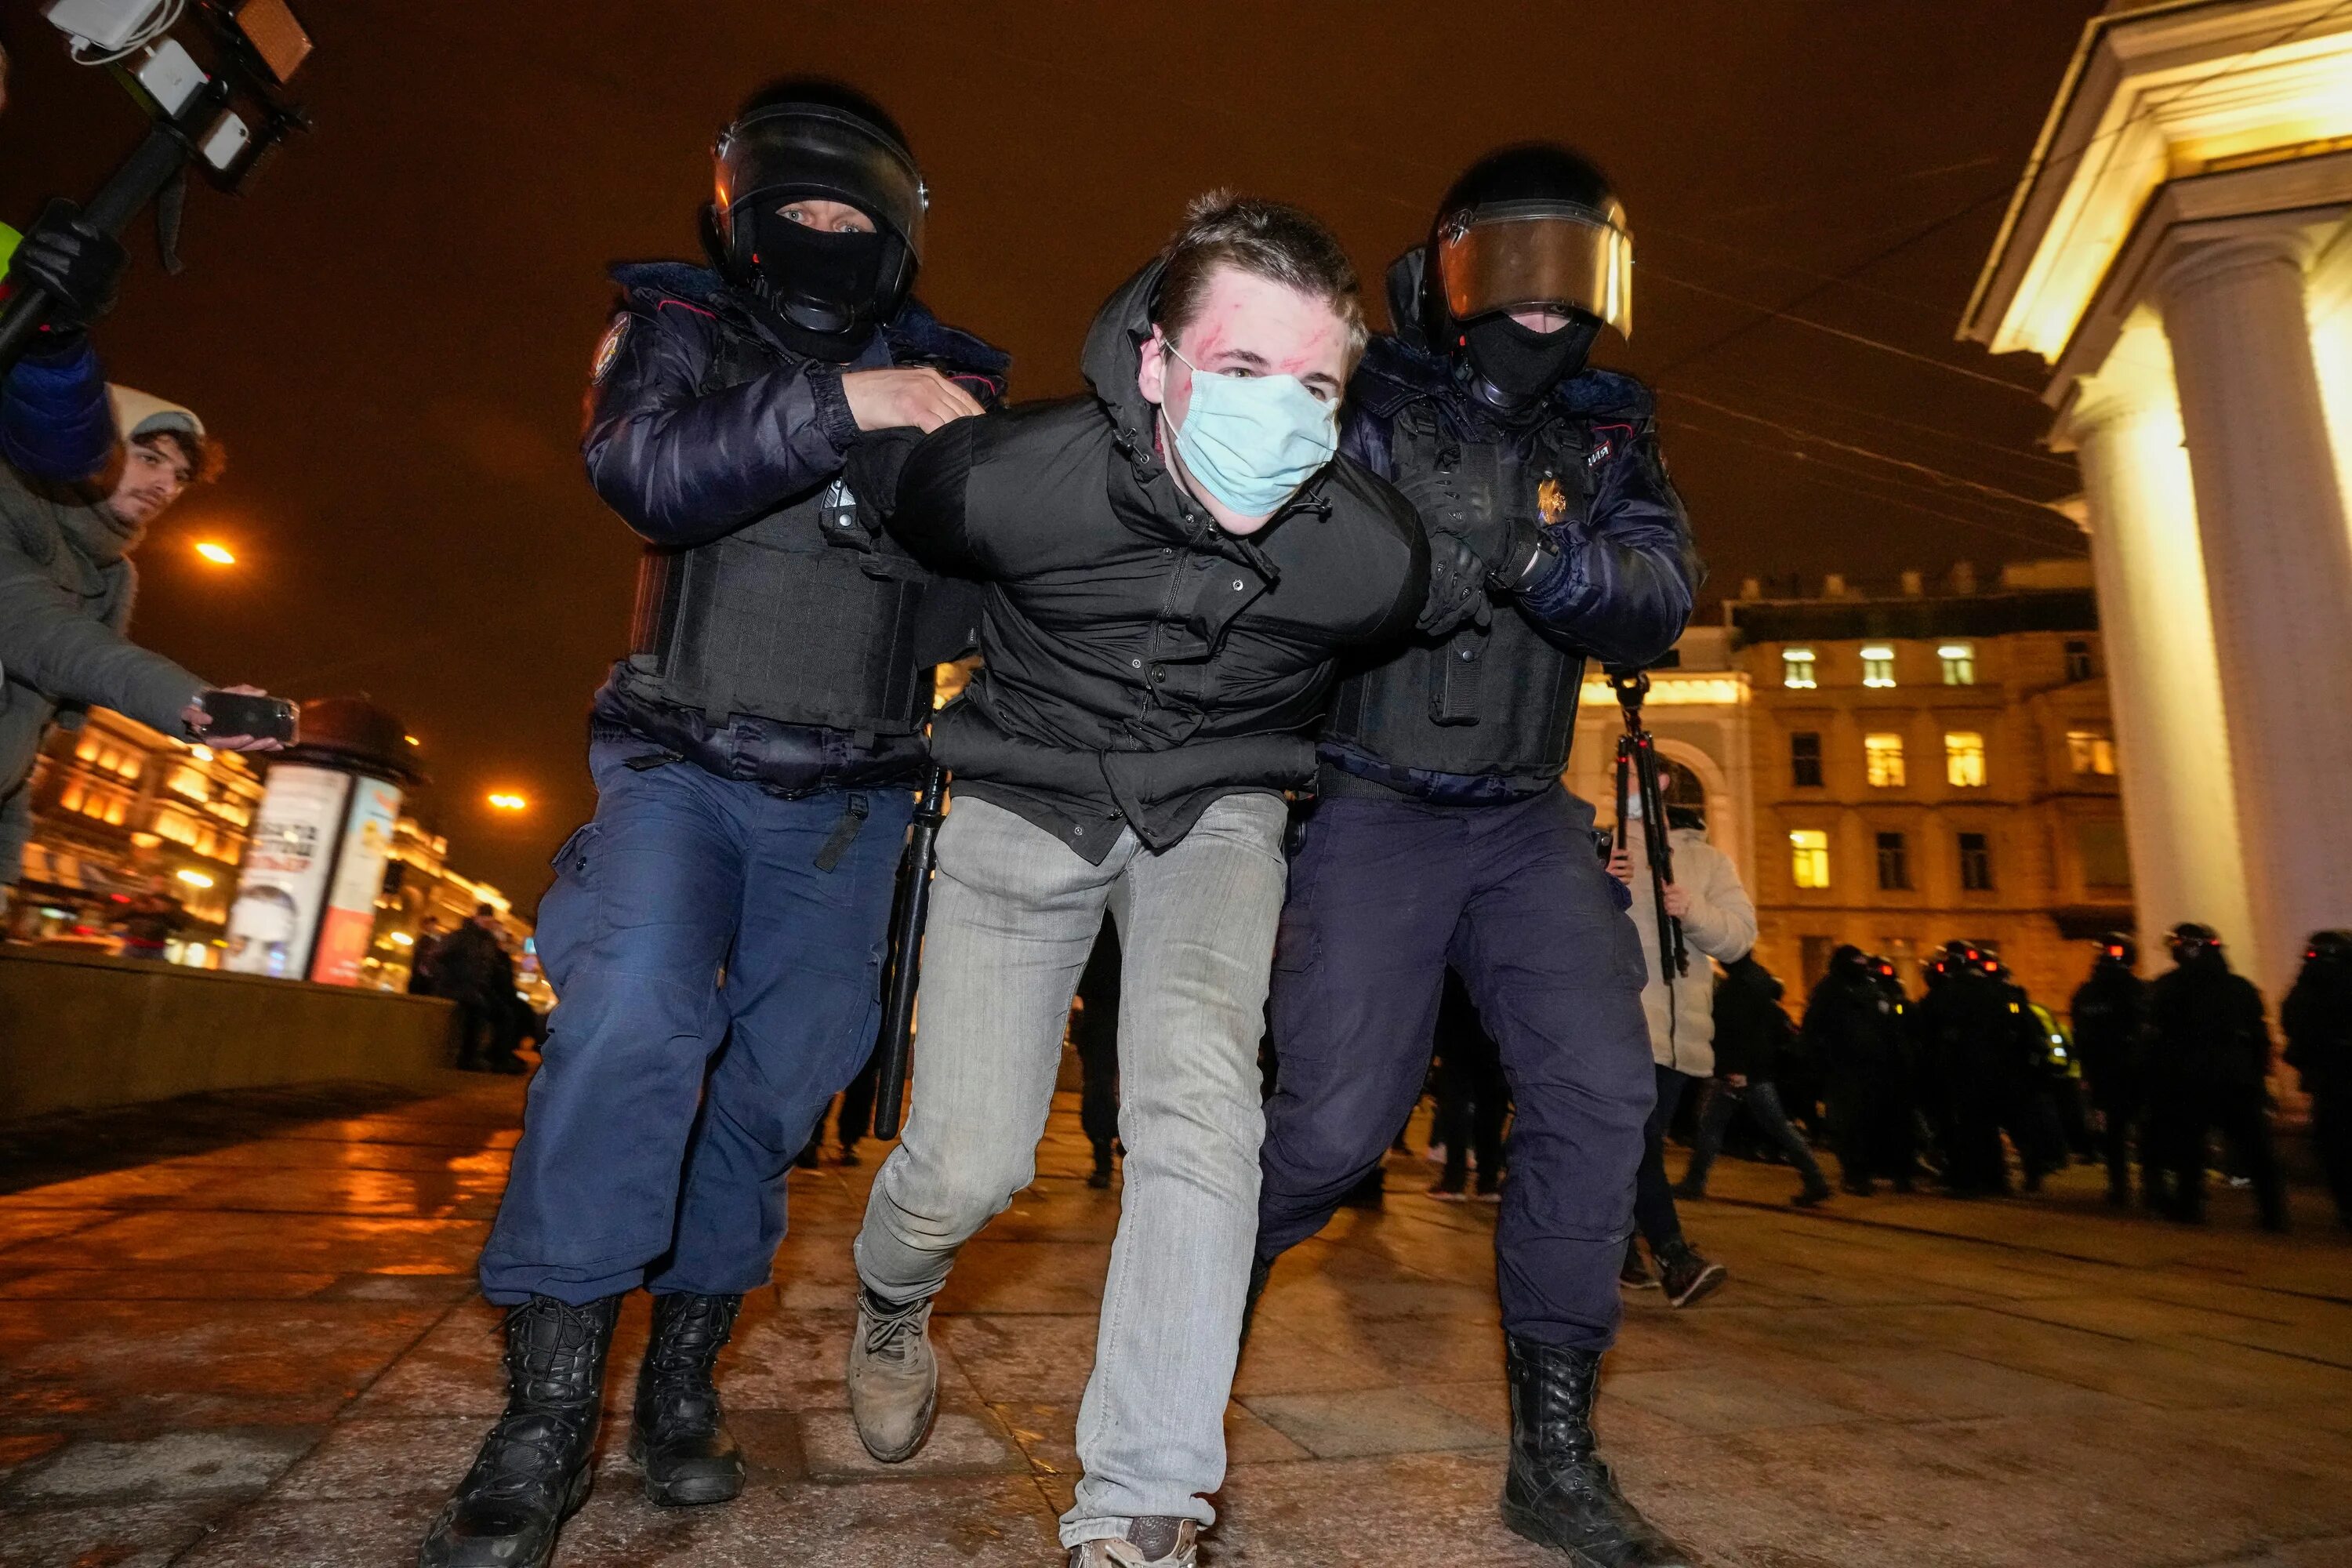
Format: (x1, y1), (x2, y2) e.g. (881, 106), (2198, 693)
(4, 1077), (2351, 1566)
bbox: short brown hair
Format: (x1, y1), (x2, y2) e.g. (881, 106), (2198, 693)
(135, 427), (226, 485)
(1154, 191), (1367, 365)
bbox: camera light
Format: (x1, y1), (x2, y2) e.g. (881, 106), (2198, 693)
(198, 111), (252, 173)
(42, 0), (172, 53)
(131, 38), (207, 117)
(229, 0), (313, 85)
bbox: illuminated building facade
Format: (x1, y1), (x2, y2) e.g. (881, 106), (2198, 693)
(1965, 0), (2352, 996)
(10, 709), (266, 964)
(1724, 564), (2132, 1000)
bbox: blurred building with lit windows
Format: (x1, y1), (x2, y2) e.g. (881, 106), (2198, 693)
(9, 709), (539, 998)
(1725, 560), (2129, 1000)
(1965, 0), (2352, 998)
(9, 709), (266, 964)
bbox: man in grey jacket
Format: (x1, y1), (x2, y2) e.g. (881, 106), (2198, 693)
(1, 387), (281, 896)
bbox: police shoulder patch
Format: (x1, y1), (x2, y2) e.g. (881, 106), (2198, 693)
(590, 317), (630, 384)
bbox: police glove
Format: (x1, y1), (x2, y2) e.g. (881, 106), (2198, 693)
(5, 201), (126, 344)
(1417, 528), (1494, 637)
(1485, 515), (1564, 594)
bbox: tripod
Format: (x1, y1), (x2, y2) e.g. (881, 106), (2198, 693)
(1610, 668), (1686, 988)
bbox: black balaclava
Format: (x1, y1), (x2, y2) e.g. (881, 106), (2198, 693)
(744, 214), (890, 360)
(1461, 313), (1601, 415)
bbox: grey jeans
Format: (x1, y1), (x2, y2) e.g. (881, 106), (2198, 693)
(854, 790), (1287, 1546)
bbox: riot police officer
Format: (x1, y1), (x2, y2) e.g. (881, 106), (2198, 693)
(1250, 145), (1699, 1566)
(1806, 946), (1911, 1196)
(2070, 932), (2148, 1206)
(2285, 929), (2352, 1229)
(1918, 941), (2014, 1196)
(421, 81), (1005, 1568)
(2146, 923), (2285, 1230)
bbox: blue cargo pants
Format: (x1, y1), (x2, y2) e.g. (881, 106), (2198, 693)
(1254, 786), (1654, 1352)
(478, 734), (913, 1305)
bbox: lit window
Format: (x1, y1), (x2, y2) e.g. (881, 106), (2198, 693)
(168, 764), (209, 801)
(74, 735), (102, 764)
(1958, 831), (1994, 891)
(1875, 831), (1911, 891)
(1782, 648), (1817, 689)
(1945, 731), (1987, 788)
(1790, 829), (1831, 889)
(1790, 731), (1823, 788)
(59, 779), (86, 815)
(2066, 729), (2116, 776)
(1861, 644), (1896, 688)
(1864, 733), (1907, 788)
(1938, 642), (1976, 685)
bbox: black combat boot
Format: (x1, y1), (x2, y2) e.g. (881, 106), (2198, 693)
(419, 1294), (620, 1568)
(1501, 1334), (1693, 1567)
(630, 1291), (746, 1505)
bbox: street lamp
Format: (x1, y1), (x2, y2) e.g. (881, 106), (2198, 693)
(193, 541), (237, 565)
(487, 792), (528, 812)
(176, 868), (214, 888)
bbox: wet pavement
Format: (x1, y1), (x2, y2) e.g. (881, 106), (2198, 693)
(2, 1074), (2350, 1567)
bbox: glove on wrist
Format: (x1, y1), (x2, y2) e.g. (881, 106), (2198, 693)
(6, 201), (126, 338)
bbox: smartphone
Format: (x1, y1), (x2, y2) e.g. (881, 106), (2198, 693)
(199, 691), (299, 744)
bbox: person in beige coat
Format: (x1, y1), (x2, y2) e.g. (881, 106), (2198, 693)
(1610, 789), (1755, 1305)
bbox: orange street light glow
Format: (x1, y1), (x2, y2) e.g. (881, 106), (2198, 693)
(194, 541), (237, 565)
(487, 792), (528, 811)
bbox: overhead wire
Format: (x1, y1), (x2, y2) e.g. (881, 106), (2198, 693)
(1662, 415), (2088, 556)
(1661, 390), (2074, 515)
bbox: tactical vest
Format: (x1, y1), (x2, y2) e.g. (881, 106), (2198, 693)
(1326, 403), (1592, 787)
(623, 316), (932, 739)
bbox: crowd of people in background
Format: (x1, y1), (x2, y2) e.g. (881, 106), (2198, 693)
(1383, 913), (2352, 1274)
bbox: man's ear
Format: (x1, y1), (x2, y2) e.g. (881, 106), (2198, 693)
(1136, 327), (1168, 408)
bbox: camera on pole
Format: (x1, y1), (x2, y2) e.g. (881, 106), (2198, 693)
(0, 0), (315, 373)
(1610, 659), (1687, 986)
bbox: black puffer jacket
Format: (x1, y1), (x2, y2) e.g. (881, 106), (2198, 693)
(854, 259), (1428, 861)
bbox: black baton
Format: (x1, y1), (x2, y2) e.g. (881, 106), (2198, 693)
(872, 763), (948, 1140)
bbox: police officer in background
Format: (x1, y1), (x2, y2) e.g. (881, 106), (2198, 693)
(1250, 146), (1699, 1566)
(422, 81), (1005, 1568)
(2145, 923), (2286, 1231)
(2070, 932), (2148, 1207)
(2285, 930), (2352, 1230)
(1806, 946), (1911, 1197)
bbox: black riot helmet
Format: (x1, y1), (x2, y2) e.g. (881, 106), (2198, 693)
(2095, 931), (2138, 971)
(706, 79), (926, 357)
(1418, 143), (1634, 416)
(1829, 944), (1870, 982)
(2168, 921), (2223, 967)
(2303, 929), (2352, 965)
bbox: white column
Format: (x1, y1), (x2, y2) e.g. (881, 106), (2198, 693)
(2160, 232), (2352, 999)
(2061, 332), (2255, 968)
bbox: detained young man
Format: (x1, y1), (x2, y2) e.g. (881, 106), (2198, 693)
(837, 195), (1428, 1566)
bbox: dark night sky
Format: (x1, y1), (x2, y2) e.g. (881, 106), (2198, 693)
(0, 1), (2106, 909)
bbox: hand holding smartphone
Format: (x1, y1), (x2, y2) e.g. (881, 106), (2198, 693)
(193, 688), (298, 750)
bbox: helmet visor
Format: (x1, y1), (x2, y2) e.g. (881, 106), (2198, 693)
(717, 105), (926, 258)
(1436, 199), (1632, 337)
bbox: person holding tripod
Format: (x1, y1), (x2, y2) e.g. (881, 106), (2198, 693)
(1247, 145), (1700, 1566)
(1609, 755), (1753, 1294)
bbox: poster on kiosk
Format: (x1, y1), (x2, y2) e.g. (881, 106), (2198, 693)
(310, 776), (403, 985)
(223, 765), (403, 984)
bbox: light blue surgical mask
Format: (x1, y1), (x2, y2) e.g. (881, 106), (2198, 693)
(1160, 339), (1339, 517)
